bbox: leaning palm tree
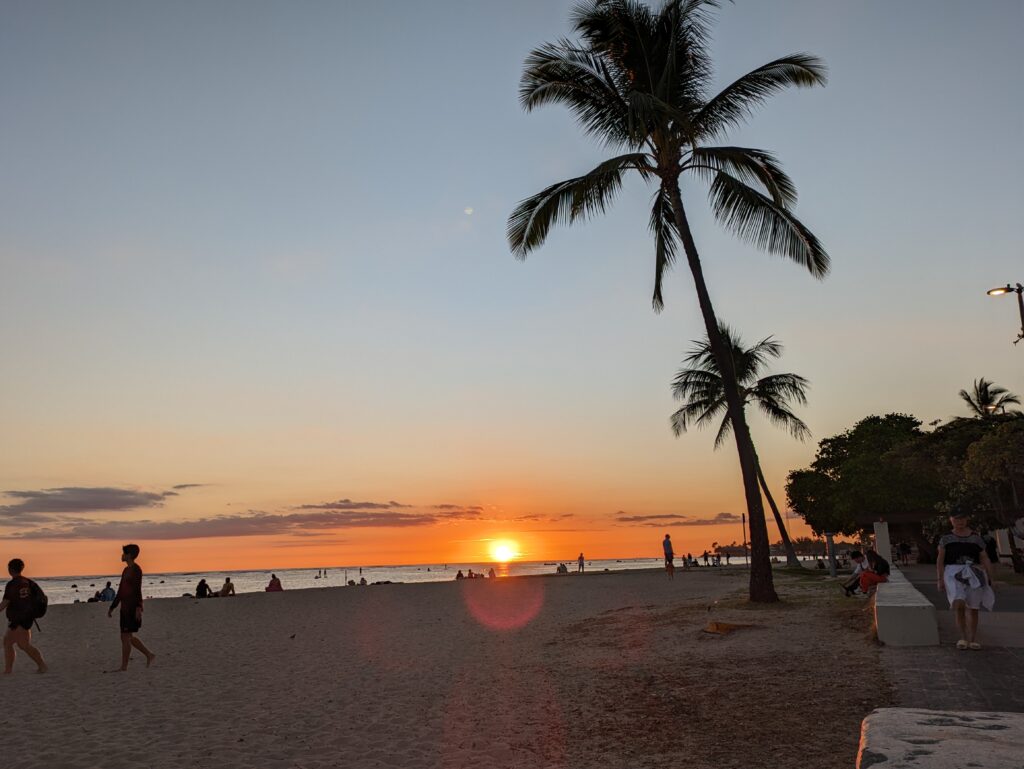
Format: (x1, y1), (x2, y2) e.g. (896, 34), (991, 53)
(959, 378), (1022, 419)
(670, 325), (808, 568)
(508, 0), (828, 601)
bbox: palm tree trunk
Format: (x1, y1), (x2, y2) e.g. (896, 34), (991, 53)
(754, 459), (801, 567)
(667, 181), (778, 602)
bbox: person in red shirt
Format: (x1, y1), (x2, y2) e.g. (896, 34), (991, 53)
(1, 558), (48, 674)
(108, 544), (155, 671)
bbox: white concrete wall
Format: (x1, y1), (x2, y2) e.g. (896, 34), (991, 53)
(873, 569), (939, 647)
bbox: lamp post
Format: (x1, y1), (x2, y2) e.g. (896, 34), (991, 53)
(986, 283), (1024, 344)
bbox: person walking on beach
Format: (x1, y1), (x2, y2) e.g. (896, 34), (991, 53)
(1, 559), (48, 674)
(108, 544), (155, 671)
(702, 550), (709, 566)
(937, 510), (995, 650)
(663, 535), (675, 579)
(577, 553), (585, 574)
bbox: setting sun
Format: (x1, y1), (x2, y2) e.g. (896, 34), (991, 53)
(489, 540), (520, 563)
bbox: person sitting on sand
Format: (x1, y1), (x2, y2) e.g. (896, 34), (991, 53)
(195, 579), (212, 599)
(108, 544), (155, 671)
(219, 577), (235, 597)
(455, 570), (465, 580)
(2, 558), (48, 674)
(99, 581), (116, 602)
(265, 574), (283, 592)
(359, 577), (367, 586)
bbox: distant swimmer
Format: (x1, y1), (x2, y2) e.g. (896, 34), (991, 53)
(2, 558), (48, 674)
(265, 574), (283, 592)
(219, 577), (235, 597)
(108, 544), (155, 671)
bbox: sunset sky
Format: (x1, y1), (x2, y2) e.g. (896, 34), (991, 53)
(2, 1), (1021, 577)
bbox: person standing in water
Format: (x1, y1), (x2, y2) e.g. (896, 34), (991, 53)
(108, 544), (155, 670)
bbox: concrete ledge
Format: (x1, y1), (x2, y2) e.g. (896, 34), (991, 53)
(874, 568), (939, 646)
(857, 707), (1024, 768)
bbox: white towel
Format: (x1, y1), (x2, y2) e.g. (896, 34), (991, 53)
(943, 563), (995, 611)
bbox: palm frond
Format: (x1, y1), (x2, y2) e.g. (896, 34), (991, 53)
(519, 40), (632, 146)
(507, 153), (651, 257)
(686, 146), (797, 207)
(756, 396), (812, 441)
(708, 172), (829, 278)
(694, 54), (827, 138)
(650, 182), (680, 311)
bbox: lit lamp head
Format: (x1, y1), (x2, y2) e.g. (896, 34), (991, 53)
(987, 284), (1013, 297)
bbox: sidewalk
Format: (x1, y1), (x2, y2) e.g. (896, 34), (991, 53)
(880, 563), (1024, 713)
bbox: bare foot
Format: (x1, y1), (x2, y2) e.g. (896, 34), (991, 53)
(36, 664), (48, 674)
(145, 653), (156, 668)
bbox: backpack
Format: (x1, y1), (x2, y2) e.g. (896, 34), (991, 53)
(28, 580), (48, 619)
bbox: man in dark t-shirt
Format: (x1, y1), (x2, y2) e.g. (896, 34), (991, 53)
(108, 544), (156, 671)
(1, 558), (48, 673)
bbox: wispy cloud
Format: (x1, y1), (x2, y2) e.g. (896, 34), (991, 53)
(0, 485), (201, 523)
(614, 511), (741, 527)
(14, 509), (441, 541)
(3, 490), (488, 541)
(294, 498), (403, 511)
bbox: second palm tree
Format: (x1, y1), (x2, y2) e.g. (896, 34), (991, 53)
(670, 325), (809, 568)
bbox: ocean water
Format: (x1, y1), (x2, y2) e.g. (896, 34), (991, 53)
(34, 557), (674, 604)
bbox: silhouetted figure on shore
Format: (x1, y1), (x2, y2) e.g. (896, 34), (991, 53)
(108, 544), (155, 671)
(2, 558), (48, 674)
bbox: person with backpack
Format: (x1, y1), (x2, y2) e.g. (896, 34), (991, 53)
(1, 558), (48, 674)
(108, 544), (155, 670)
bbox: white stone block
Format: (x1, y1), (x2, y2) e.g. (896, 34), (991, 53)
(857, 708), (1024, 768)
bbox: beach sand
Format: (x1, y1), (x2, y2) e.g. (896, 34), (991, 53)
(2, 568), (889, 769)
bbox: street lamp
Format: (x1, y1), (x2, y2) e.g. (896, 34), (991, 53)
(986, 283), (1024, 345)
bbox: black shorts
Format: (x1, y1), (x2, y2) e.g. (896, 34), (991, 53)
(120, 606), (142, 634)
(7, 617), (33, 631)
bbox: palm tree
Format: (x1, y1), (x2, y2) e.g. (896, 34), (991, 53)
(959, 378), (1022, 419)
(670, 325), (808, 567)
(507, 0), (828, 601)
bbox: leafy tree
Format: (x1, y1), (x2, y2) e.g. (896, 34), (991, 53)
(959, 378), (1022, 419)
(509, 0), (828, 601)
(670, 324), (807, 566)
(786, 415), (938, 538)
